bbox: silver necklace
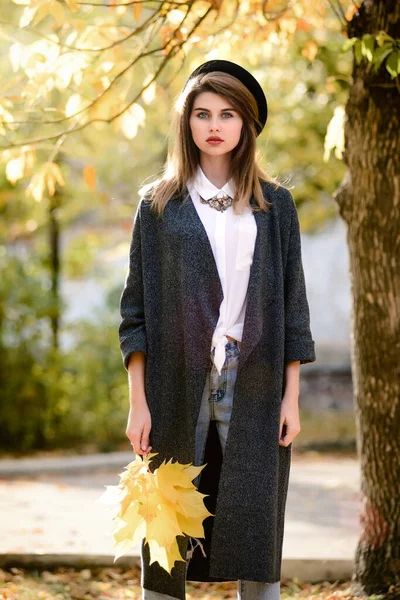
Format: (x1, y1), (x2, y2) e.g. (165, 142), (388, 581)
(199, 193), (233, 212)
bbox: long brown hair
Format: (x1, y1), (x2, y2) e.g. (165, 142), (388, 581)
(139, 70), (281, 218)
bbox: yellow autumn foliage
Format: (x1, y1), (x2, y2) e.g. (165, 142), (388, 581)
(97, 452), (213, 574)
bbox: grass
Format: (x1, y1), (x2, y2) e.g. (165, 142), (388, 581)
(0, 567), (389, 600)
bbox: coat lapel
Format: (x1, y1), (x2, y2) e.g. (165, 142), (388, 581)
(182, 187), (275, 372)
(183, 186), (224, 307)
(238, 198), (274, 370)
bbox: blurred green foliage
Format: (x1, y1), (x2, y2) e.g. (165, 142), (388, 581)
(0, 251), (128, 452)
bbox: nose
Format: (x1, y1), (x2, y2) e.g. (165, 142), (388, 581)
(208, 117), (220, 132)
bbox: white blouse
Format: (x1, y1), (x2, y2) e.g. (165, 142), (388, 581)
(187, 166), (257, 375)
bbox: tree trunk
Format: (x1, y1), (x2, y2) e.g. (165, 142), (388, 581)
(334, 0), (400, 594)
(49, 189), (61, 351)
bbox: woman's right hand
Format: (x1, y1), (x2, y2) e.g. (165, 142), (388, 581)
(126, 400), (153, 457)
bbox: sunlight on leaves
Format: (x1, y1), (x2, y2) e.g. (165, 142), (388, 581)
(18, 0), (65, 28)
(4, 146), (36, 185)
(54, 54), (82, 91)
(323, 105), (345, 162)
(65, 93), (89, 120)
(142, 74), (156, 105)
(25, 161), (65, 201)
(65, 0), (79, 12)
(167, 9), (187, 25)
(114, 103), (146, 139)
(0, 104), (14, 136)
(14, 38), (60, 79)
(33, 1), (65, 27)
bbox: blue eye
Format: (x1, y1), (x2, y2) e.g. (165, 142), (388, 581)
(195, 111), (234, 119)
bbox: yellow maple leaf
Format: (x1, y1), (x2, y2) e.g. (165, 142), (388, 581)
(97, 452), (213, 574)
(176, 512), (210, 538)
(113, 503), (147, 548)
(137, 486), (164, 524)
(119, 482), (141, 517)
(173, 487), (212, 519)
(180, 463), (207, 483)
(120, 451), (158, 481)
(113, 512), (147, 561)
(145, 500), (184, 552)
(156, 458), (205, 491)
(147, 537), (184, 573)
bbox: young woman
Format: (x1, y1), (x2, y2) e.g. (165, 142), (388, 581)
(119, 59), (316, 600)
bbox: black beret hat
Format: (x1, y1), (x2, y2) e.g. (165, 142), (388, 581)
(184, 59), (268, 136)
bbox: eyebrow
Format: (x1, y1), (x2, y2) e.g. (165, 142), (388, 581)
(192, 107), (237, 112)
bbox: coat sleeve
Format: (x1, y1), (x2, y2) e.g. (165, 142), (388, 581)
(283, 192), (316, 365)
(118, 200), (148, 371)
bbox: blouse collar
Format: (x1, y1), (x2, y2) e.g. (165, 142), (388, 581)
(190, 164), (237, 200)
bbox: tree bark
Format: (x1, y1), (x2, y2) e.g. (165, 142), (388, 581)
(333, 0), (400, 594)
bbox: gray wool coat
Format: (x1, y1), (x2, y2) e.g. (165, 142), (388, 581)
(118, 180), (316, 600)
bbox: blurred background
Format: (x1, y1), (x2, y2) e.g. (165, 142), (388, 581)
(0, 0), (356, 461)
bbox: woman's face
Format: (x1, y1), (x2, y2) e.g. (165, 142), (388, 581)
(189, 91), (243, 157)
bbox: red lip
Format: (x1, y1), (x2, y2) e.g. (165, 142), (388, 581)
(207, 137), (223, 141)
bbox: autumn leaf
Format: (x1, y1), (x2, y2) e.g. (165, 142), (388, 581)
(154, 458), (200, 503)
(65, 0), (79, 12)
(32, 1), (65, 27)
(209, 0), (223, 11)
(146, 502), (184, 552)
(173, 487), (211, 519)
(147, 537), (184, 573)
(114, 103), (146, 140)
(302, 40), (319, 62)
(97, 452), (213, 574)
(5, 146), (36, 185)
(345, 4), (359, 22)
(83, 166), (96, 191)
(177, 511), (209, 538)
(25, 161), (65, 202)
(133, 2), (142, 22)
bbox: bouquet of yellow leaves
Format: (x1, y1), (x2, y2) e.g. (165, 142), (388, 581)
(97, 451), (214, 574)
